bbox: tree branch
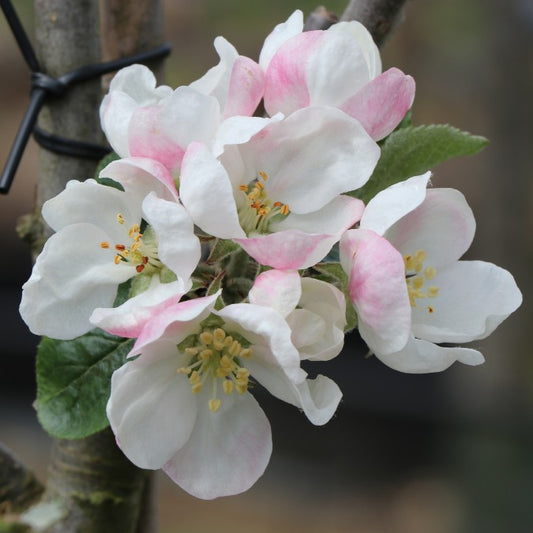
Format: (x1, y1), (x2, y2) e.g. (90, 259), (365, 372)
(303, 6), (339, 31)
(341, 0), (409, 47)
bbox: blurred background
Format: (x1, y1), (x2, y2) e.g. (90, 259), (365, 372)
(1, 1), (532, 532)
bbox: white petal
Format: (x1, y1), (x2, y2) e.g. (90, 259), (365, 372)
(272, 195), (364, 234)
(412, 260), (522, 343)
(163, 391), (272, 499)
(386, 188), (476, 269)
(42, 179), (142, 239)
(107, 355), (197, 470)
(376, 337), (485, 373)
(212, 115), (275, 158)
(327, 21), (381, 79)
(248, 269), (301, 318)
(179, 143), (246, 239)
(189, 36), (238, 110)
(243, 107), (379, 213)
(217, 303), (304, 383)
(142, 193), (201, 282)
(294, 277), (346, 361)
(259, 10), (304, 71)
(360, 173), (431, 236)
(20, 224), (135, 339)
(305, 25), (374, 107)
(246, 357), (341, 425)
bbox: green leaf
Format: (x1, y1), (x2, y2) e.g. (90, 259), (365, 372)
(35, 330), (134, 439)
(353, 124), (489, 203)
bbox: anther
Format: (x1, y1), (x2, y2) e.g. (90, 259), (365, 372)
(100, 241), (110, 249)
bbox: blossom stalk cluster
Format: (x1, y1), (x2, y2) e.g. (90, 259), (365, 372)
(19, 10), (521, 499)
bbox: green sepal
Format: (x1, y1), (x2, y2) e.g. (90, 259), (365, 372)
(311, 262), (358, 333)
(35, 330), (134, 439)
(95, 151), (120, 177)
(199, 313), (225, 330)
(207, 238), (240, 264)
(94, 176), (124, 192)
(352, 124), (489, 203)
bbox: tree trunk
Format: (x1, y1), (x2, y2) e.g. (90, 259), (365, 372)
(26, 1), (165, 531)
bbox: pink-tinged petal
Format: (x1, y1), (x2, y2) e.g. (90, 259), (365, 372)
(100, 65), (172, 156)
(128, 106), (185, 173)
(128, 87), (220, 173)
(180, 142), (246, 239)
(42, 179), (142, 238)
(360, 173), (431, 236)
(295, 277), (346, 361)
(272, 195), (364, 235)
(142, 193), (200, 281)
(223, 55), (265, 118)
(164, 391), (271, 499)
(327, 21), (381, 79)
(189, 36), (238, 104)
(236, 228), (341, 270)
(249, 269), (301, 317)
(263, 30), (319, 116)
(244, 107), (379, 213)
(100, 157), (179, 202)
(91, 277), (188, 338)
(376, 337), (485, 374)
(107, 355), (197, 470)
(411, 260), (522, 343)
(131, 293), (219, 357)
(340, 68), (415, 140)
(259, 9), (304, 71)
(386, 188), (476, 269)
(20, 224), (135, 339)
(217, 303), (304, 384)
(304, 28), (374, 108)
(340, 229), (411, 355)
(246, 356), (341, 425)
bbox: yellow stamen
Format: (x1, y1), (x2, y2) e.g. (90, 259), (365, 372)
(100, 241), (110, 249)
(258, 171), (268, 181)
(116, 213), (125, 225)
(208, 398), (221, 412)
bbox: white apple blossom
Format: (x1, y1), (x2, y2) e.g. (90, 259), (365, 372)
(100, 60), (266, 176)
(260, 10), (415, 141)
(180, 105), (379, 269)
(339, 173), (522, 372)
(106, 292), (342, 499)
(249, 269), (346, 361)
(20, 158), (200, 340)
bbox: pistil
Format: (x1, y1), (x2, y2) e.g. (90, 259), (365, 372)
(100, 214), (162, 274)
(238, 171), (290, 234)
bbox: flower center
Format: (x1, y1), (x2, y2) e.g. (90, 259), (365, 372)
(404, 249), (439, 314)
(177, 326), (252, 412)
(100, 213), (162, 275)
(237, 171), (290, 235)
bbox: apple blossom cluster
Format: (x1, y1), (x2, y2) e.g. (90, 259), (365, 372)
(19, 10), (521, 499)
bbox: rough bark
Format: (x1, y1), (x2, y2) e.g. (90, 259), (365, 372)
(341, 0), (409, 47)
